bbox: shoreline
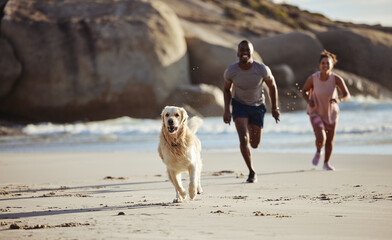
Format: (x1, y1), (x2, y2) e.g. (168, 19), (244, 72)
(1, 151), (391, 239)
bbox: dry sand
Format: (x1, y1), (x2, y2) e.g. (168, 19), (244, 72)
(0, 151), (391, 239)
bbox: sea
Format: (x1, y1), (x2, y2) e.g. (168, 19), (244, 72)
(1, 96), (391, 155)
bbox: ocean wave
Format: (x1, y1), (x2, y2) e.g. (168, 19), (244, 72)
(339, 96), (392, 111)
(4, 104), (391, 154)
(20, 96), (391, 137)
(22, 114), (392, 137)
(22, 117), (162, 136)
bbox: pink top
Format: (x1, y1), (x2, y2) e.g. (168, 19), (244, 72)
(306, 71), (339, 124)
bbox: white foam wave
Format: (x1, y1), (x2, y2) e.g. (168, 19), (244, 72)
(14, 97), (391, 154)
(339, 96), (392, 111)
(23, 117), (162, 135)
(22, 111), (392, 137)
(0, 98), (386, 154)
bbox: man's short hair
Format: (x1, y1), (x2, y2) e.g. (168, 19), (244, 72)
(238, 40), (254, 53)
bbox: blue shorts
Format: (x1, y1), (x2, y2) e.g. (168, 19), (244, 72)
(232, 98), (266, 128)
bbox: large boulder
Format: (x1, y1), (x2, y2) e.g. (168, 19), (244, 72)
(187, 37), (237, 90)
(164, 83), (224, 117)
(268, 64), (307, 111)
(0, 0), (190, 122)
(315, 28), (392, 91)
(252, 31), (324, 87)
(334, 69), (392, 99)
(270, 64), (295, 88)
(0, 0), (7, 19)
(0, 37), (21, 98)
(187, 37), (262, 90)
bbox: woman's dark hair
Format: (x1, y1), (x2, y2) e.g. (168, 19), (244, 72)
(319, 49), (338, 66)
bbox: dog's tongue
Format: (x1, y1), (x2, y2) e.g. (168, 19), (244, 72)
(168, 126), (178, 133)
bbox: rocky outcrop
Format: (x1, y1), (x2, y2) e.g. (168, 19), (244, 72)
(270, 64), (295, 87)
(0, 0), (190, 122)
(268, 64), (306, 111)
(164, 83), (224, 117)
(187, 37), (262, 90)
(187, 37), (237, 89)
(0, 0), (391, 122)
(250, 32), (324, 111)
(0, 0), (7, 21)
(252, 31), (324, 87)
(186, 32), (320, 111)
(0, 37), (21, 99)
(315, 29), (392, 91)
(334, 69), (392, 99)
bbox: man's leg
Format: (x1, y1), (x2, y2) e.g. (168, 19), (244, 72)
(248, 123), (262, 149)
(234, 117), (256, 182)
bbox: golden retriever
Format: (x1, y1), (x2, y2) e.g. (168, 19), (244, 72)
(158, 106), (203, 203)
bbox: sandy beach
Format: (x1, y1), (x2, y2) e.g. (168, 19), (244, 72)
(0, 151), (391, 239)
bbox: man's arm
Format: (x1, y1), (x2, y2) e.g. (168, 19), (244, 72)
(264, 76), (280, 123)
(223, 80), (233, 125)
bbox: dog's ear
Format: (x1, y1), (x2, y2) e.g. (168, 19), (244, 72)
(179, 107), (188, 125)
(161, 107), (168, 124)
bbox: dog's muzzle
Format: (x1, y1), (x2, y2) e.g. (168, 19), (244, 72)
(167, 118), (178, 133)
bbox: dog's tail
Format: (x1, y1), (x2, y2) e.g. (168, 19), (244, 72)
(188, 116), (203, 134)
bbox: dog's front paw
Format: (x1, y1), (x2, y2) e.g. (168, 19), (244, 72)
(173, 197), (186, 203)
(197, 185), (203, 195)
(174, 189), (187, 203)
(189, 185), (197, 200)
(179, 189), (187, 199)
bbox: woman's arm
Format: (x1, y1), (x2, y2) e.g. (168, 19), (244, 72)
(302, 76), (314, 107)
(335, 75), (351, 102)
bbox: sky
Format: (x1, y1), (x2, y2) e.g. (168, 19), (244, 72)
(273, 0), (392, 27)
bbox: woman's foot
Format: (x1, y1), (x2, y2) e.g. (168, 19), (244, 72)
(312, 152), (321, 166)
(323, 162), (335, 171)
